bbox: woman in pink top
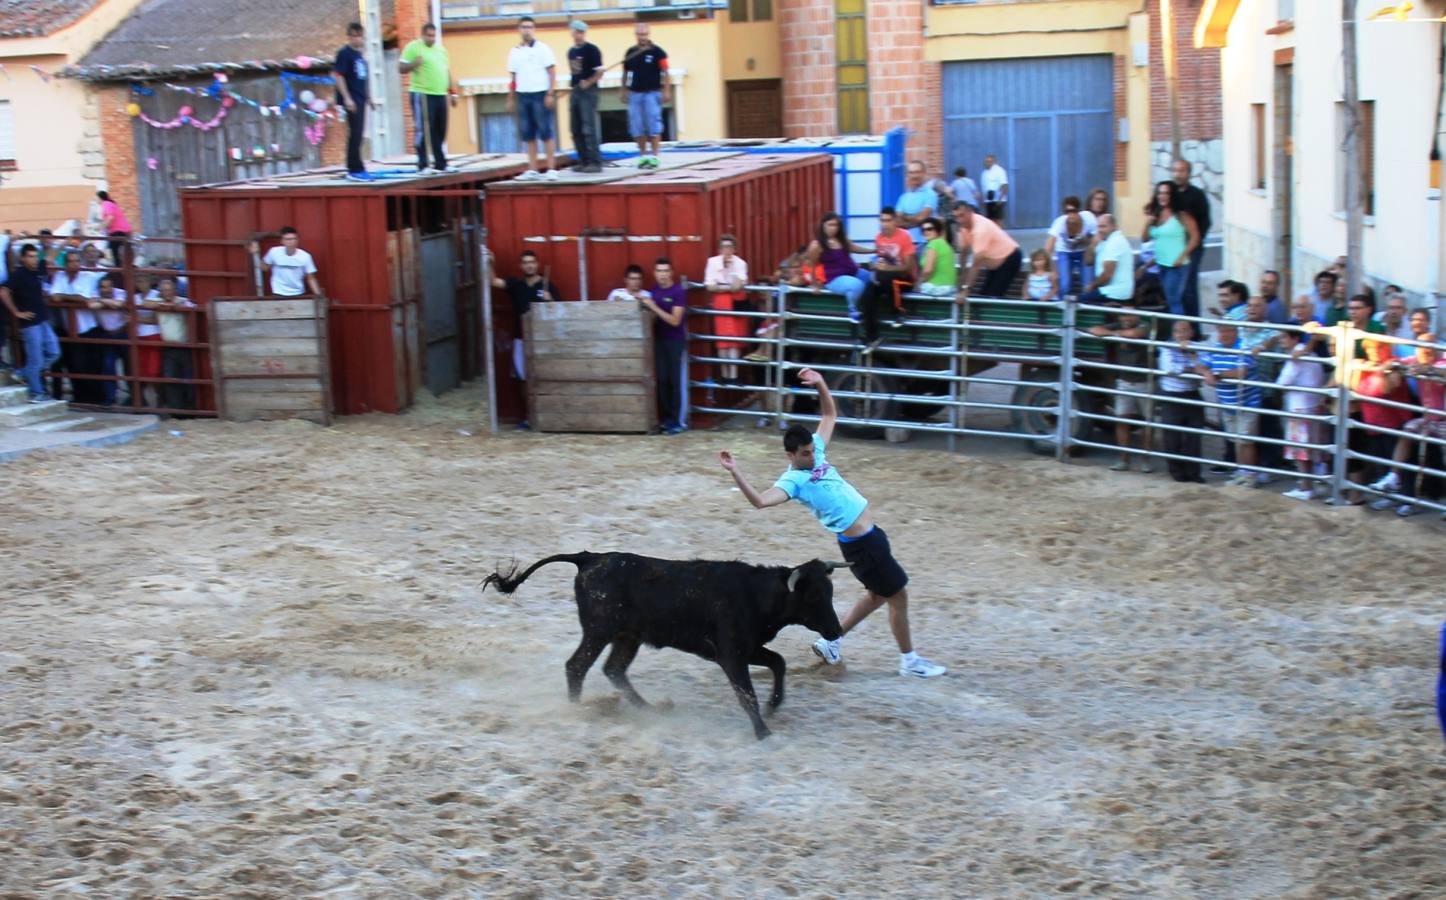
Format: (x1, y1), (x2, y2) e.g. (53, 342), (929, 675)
(97, 191), (133, 266)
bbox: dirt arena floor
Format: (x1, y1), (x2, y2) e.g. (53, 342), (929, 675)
(2, 388), (1443, 898)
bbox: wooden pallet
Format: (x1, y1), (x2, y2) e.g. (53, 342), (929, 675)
(524, 301), (657, 433)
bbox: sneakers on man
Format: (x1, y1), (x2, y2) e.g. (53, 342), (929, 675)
(811, 638), (841, 665)
(345, 171), (373, 182)
(1369, 496), (1396, 511)
(1369, 472), (1400, 493)
(543, 169), (560, 181)
(1396, 503), (1422, 517)
(1282, 487), (1315, 501)
(899, 654), (946, 678)
(517, 169), (544, 181)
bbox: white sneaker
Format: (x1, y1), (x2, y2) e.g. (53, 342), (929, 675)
(1369, 472), (1400, 493)
(1282, 487), (1314, 501)
(899, 655), (946, 678)
(1396, 503), (1422, 517)
(543, 169), (560, 181)
(517, 169), (543, 181)
(811, 638), (841, 665)
(1369, 497), (1396, 511)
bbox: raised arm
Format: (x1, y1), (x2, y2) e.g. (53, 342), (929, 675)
(719, 451), (791, 509)
(798, 367), (835, 445)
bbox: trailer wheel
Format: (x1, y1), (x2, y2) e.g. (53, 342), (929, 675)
(1009, 369), (1094, 454)
(832, 370), (898, 439)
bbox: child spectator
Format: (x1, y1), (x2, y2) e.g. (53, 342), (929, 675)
(1157, 318), (1207, 483)
(640, 257), (688, 435)
(605, 264), (651, 304)
(1025, 249), (1057, 301)
(703, 235), (749, 384)
(1276, 329), (1329, 500)
(1201, 322), (1264, 486)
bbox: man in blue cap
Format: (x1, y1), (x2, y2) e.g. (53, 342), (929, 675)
(567, 20), (604, 174)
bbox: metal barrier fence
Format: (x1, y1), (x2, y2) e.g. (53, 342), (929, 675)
(685, 285), (1446, 516)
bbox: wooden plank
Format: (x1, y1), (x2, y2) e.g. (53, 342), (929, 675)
(223, 391), (326, 412)
(215, 338), (324, 359)
(211, 299), (324, 321)
(534, 411), (653, 433)
(528, 338), (648, 358)
(216, 319), (322, 340)
(216, 356), (324, 377)
(530, 357), (647, 380)
(228, 408), (328, 424)
(534, 394), (650, 415)
(526, 316), (650, 341)
(532, 381), (652, 397)
(223, 378), (324, 393)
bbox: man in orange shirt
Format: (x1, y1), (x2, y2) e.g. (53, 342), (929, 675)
(953, 203), (1022, 300)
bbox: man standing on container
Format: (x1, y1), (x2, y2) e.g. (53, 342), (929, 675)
(1171, 159), (1211, 321)
(333, 22), (374, 182)
(566, 20), (604, 174)
(508, 16), (559, 181)
(622, 23), (669, 170)
(399, 23), (459, 174)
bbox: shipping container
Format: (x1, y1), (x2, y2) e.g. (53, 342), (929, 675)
(483, 151), (834, 424)
(180, 154), (530, 415)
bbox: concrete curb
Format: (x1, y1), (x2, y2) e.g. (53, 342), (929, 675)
(0, 416), (161, 463)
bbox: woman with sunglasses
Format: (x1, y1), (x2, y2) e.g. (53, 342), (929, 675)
(914, 217), (956, 297)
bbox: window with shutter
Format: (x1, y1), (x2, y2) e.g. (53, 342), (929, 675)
(0, 100), (16, 170)
(835, 0), (869, 135)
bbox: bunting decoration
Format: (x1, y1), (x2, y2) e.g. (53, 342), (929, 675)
(127, 70), (339, 145)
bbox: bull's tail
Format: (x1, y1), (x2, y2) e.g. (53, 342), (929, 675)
(483, 552), (596, 595)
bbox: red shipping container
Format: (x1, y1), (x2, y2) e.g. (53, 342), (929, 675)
(180, 158), (527, 415)
(484, 152), (833, 424)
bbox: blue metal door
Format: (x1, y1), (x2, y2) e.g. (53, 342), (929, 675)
(942, 56), (1114, 229)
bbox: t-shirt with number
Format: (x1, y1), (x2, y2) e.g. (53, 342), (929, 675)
(773, 434), (869, 534)
(623, 44), (668, 92)
(567, 42), (602, 89)
(335, 45), (369, 102)
(263, 247), (317, 297)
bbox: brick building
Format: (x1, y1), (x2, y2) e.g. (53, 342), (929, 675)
(776, 0), (1223, 235)
(61, 0), (381, 241)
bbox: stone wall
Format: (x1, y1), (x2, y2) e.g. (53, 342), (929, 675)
(1151, 138), (1222, 236)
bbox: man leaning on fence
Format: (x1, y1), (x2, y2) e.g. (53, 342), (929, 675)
(1202, 322), (1265, 488)
(1157, 318), (1207, 484)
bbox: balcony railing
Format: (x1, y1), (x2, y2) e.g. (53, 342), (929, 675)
(440, 0), (724, 21)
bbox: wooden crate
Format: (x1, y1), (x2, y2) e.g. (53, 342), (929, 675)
(210, 297), (332, 425)
(525, 301), (656, 433)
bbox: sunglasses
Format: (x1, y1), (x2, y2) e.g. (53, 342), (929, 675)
(921, 225), (938, 232)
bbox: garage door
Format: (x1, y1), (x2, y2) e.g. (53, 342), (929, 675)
(942, 55), (1114, 229)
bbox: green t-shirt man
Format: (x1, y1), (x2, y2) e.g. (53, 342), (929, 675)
(401, 38), (451, 96)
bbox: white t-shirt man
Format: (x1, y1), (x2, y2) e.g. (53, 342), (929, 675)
(263, 247), (318, 297)
(1093, 230), (1136, 301)
(606, 287), (651, 303)
(508, 40), (557, 94)
(50, 269), (102, 332)
(980, 163), (1009, 203)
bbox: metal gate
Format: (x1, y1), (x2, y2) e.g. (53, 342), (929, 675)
(420, 232), (461, 397)
(942, 55), (1115, 229)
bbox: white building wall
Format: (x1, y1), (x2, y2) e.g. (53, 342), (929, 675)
(1219, 0), (1444, 306)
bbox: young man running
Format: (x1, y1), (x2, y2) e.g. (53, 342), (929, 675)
(718, 369), (946, 678)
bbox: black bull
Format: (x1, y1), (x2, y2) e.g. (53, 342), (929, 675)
(483, 552), (846, 739)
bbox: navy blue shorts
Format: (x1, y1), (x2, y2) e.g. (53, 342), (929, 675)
(517, 91), (553, 142)
(839, 526), (908, 598)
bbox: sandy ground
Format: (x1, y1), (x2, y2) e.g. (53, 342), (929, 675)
(2, 386), (1443, 899)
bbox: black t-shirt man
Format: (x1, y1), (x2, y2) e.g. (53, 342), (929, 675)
(334, 45), (369, 103)
(506, 276), (561, 333)
(6, 260), (50, 326)
(568, 41), (602, 89)
(623, 44), (668, 92)
(1175, 181), (1211, 237)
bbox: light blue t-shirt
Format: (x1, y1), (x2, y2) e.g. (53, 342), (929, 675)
(895, 186), (936, 244)
(773, 434), (868, 534)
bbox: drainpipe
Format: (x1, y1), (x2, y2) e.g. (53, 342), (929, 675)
(1434, 18), (1444, 325)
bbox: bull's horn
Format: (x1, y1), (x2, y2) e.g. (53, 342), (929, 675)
(787, 567), (803, 593)
(823, 561), (849, 572)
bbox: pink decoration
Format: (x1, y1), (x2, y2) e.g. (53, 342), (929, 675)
(222, 96), (235, 107)
(147, 157), (158, 169)
(309, 98), (328, 113)
(178, 105), (193, 117)
(215, 73), (229, 84)
(295, 56), (312, 70)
